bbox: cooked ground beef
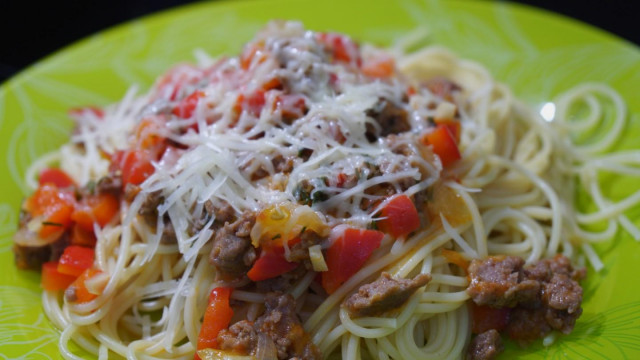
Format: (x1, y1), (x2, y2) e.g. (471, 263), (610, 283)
(467, 329), (503, 360)
(365, 98), (410, 141)
(343, 272), (431, 317)
(218, 293), (320, 360)
(217, 320), (258, 355)
(209, 211), (257, 277)
(467, 255), (538, 308)
(136, 190), (177, 244)
(467, 255), (584, 348)
(13, 231), (70, 270)
(287, 230), (325, 263)
(95, 174), (123, 197)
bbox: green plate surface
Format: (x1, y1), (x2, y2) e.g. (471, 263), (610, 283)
(1, 0), (639, 358)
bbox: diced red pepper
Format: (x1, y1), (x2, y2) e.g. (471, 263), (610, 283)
(317, 32), (361, 66)
(435, 119), (461, 144)
(57, 246), (95, 277)
(71, 193), (119, 232)
(247, 245), (299, 282)
(235, 89), (266, 117)
(377, 194), (420, 239)
(362, 55), (395, 78)
(240, 43), (266, 70)
(114, 149), (156, 186)
(70, 224), (97, 247)
(421, 124), (461, 168)
(41, 262), (76, 291)
(68, 268), (103, 303)
(24, 184), (75, 238)
(321, 228), (384, 294)
(196, 287), (234, 354)
(274, 94), (307, 121)
(173, 90), (205, 119)
(470, 302), (511, 334)
(38, 168), (75, 188)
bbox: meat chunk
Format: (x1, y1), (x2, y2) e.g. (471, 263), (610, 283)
(137, 191), (177, 244)
(218, 293), (320, 360)
(209, 211), (257, 277)
(343, 272), (431, 317)
(467, 256), (538, 307)
(543, 273), (582, 314)
(365, 98), (410, 141)
(466, 329), (503, 360)
(217, 320), (258, 355)
(13, 210), (70, 270)
(467, 255), (585, 346)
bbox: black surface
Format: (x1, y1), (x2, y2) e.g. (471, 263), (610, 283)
(1, 0), (637, 83)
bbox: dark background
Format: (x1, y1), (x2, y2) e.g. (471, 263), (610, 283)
(1, 0), (637, 83)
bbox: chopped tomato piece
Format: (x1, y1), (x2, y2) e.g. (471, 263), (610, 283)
(196, 287), (234, 353)
(247, 245), (299, 282)
(321, 228), (384, 294)
(71, 193), (119, 232)
(362, 56), (394, 78)
(68, 268), (103, 303)
(470, 302), (511, 334)
(377, 194), (420, 239)
(41, 262), (76, 291)
(24, 184), (75, 238)
(441, 249), (469, 271)
(38, 168), (75, 188)
(57, 246), (95, 277)
(421, 124), (461, 168)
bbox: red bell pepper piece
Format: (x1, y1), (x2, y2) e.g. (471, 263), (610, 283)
(173, 90), (205, 119)
(377, 194), (420, 239)
(422, 124), (461, 168)
(317, 33), (362, 66)
(470, 302), (511, 334)
(434, 119), (461, 144)
(196, 287), (234, 354)
(38, 168), (75, 188)
(41, 262), (76, 291)
(57, 246), (95, 277)
(24, 183), (75, 238)
(321, 228), (384, 294)
(71, 193), (119, 232)
(247, 245), (299, 282)
(113, 149), (156, 186)
(70, 224), (97, 247)
(362, 55), (394, 78)
(68, 268), (103, 303)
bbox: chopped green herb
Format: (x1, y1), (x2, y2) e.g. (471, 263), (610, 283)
(271, 234), (282, 240)
(42, 221), (63, 227)
(312, 190), (328, 203)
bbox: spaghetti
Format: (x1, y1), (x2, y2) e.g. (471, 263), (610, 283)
(13, 21), (639, 360)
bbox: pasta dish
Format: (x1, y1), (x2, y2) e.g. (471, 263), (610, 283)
(12, 21), (638, 360)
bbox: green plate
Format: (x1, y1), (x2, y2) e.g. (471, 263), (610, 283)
(1, 0), (639, 358)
